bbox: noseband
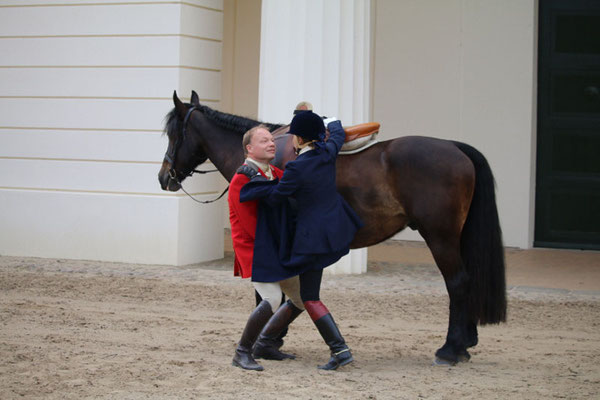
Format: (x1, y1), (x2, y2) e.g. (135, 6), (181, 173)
(164, 106), (229, 204)
(164, 106), (197, 178)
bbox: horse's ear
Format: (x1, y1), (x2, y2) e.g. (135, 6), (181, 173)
(190, 90), (200, 106)
(173, 91), (187, 119)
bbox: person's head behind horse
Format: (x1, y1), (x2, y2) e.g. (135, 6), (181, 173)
(243, 124), (276, 164)
(294, 101), (313, 115)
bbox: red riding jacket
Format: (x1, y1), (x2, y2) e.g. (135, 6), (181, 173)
(228, 163), (283, 278)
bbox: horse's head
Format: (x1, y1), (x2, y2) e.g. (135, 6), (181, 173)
(158, 91), (209, 191)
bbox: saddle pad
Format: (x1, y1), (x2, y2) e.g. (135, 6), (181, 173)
(340, 133), (379, 155)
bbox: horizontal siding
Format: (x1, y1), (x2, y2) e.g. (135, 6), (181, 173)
(0, 0), (223, 12)
(0, 97), (221, 132)
(0, 4), (182, 37)
(0, 0), (226, 265)
(0, 36), (221, 69)
(0, 68), (220, 99)
(179, 36), (223, 69)
(0, 129), (165, 161)
(180, 68), (222, 100)
(0, 158), (224, 195)
(0, 3), (222, 39)
(0, 96), (224, 193)
(180, 2), (223, 39)
(0, 98), (172, 130)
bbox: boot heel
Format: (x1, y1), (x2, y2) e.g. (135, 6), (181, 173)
(318, 348), (353, 370)
(232, 349), (264, 371)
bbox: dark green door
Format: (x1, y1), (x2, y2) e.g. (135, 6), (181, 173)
(536, 0), (600, 250)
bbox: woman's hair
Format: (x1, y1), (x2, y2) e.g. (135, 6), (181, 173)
(242, 124), (269, 156)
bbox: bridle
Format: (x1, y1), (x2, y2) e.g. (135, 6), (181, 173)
(163, 106), (229, 204)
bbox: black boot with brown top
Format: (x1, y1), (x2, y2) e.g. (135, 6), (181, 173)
(304, 300), (354, 370)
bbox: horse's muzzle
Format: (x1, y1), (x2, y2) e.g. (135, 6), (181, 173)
(158, 167), (181, 192)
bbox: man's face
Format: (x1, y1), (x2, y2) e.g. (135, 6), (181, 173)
(247, 128), (276, 163)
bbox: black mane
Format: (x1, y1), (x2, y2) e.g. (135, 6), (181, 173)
(164, 103), (283, 140)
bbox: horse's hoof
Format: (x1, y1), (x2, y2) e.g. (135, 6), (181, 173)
(434, 346), (458, 366)
(433, 356), (456, 366)
(457, 350), (471, 362)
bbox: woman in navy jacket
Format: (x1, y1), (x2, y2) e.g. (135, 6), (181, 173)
(240, 110), (363, 370)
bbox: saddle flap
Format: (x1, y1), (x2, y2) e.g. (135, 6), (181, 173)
(342, 122), (380, 143)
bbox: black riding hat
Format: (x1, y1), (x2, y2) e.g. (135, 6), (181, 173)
(288, 110), (325, 141)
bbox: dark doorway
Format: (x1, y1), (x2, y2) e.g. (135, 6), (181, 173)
(536, 0), (600, 250)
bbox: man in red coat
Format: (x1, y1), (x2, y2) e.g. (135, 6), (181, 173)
(228, 124), (304, 371)
(228, 124), (283, 278)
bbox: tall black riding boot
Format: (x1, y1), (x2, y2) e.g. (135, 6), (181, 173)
(305, 301), (353, 370)
(256, 290), (288, 349)
(232, 300), (273, 371)
(254, 300), (304, 360)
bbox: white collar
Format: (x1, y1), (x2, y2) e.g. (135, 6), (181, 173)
(298, 146), (313, 156)
(246, 157), (271, 173)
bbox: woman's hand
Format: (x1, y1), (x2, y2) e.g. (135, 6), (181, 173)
(236, 164), (258, 179)
(323, 117), (339, 128)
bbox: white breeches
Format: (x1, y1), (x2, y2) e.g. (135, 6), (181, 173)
(252, 276), (304, 313)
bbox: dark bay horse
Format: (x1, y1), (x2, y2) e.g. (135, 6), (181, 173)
(158, 91), (506, 364)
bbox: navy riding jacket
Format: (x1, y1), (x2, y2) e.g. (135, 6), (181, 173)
(240, 120), (363, 282)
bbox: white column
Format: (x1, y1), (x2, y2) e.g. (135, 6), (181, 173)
(258, 0), (371, 274)
(0, 0), (225, 265)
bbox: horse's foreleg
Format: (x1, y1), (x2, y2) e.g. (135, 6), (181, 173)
(424, 236), (472, 365)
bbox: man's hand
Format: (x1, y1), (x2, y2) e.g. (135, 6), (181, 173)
(236, 164), (258, 179)
(250, 174), (268, 182)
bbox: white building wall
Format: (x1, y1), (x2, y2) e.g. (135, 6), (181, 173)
(0, 0), (225, 265)
(373, 0), (537, 248)
(0, 0), (540, 266)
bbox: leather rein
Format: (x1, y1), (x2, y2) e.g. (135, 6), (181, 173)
(163, 106), (229, 204)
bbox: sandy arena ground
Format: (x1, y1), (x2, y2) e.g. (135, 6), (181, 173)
(1, 241), (599, 399)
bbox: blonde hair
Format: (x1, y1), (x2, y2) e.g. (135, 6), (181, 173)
(295, 101), (313, 111)
(294, 101), (313, 115)
(242, 124), (269, 156)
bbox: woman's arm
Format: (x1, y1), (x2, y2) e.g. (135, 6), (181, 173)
(325, 120), (345, 156)
(239, 162), (301, 205)
(263, 162), (302, 206)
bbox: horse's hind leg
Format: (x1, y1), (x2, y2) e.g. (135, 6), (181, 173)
(422, 234), (472, 364)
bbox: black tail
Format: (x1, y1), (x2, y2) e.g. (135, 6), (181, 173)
(453, 141), (506, 325)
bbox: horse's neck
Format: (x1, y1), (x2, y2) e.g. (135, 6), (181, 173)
(195, 117), (244, 182)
